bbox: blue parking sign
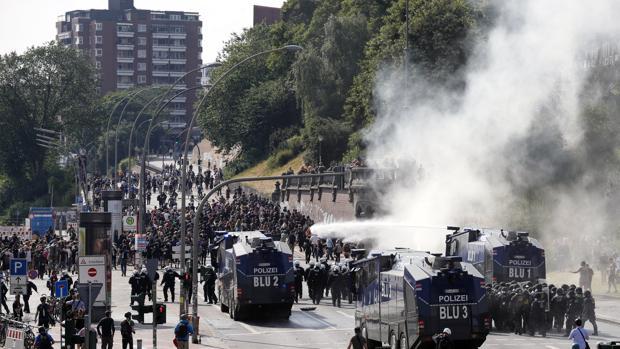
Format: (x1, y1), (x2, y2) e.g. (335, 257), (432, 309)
(55, 280), (69, 298)
(10, 259), (27, 276)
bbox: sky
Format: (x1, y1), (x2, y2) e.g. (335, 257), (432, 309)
(0, 0), (285, 62)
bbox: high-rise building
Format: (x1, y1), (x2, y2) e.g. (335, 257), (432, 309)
(253, 5), (281, 26)
(56, 0), (203, 130)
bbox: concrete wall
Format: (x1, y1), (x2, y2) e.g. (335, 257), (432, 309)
(282, 191), (354, 223)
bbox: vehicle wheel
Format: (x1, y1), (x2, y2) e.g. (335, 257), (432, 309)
(390, 332), (397, 349)
(399, 333), (407, 349)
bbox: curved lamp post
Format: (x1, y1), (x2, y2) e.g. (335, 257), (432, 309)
(113, 87), (157, 185)
(105, 88), (150, 179)
(177, 44), (303, 343)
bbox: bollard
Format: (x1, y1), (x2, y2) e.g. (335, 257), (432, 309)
(137, 339), (142, 349)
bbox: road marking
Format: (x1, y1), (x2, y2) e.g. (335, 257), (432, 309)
(545, 346), (560, 349)
(336, 310), (354, 319)
(300, 310), (337, 329)
(227, 328), (350, 336)
(238, 321), (260, 334)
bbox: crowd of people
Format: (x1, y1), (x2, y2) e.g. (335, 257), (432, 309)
(488, 281), (598, 337)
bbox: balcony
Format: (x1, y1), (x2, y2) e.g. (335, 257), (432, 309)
(170, 46), (186, 52)
(152, 71), (169, 77)
(117, 44), (134, 50)
(170, 59), (186, 65)
(117, 31), (134, 37)
(117, 57), (135, 63)
(170, 109), (186, 116)
(116, 82), (135, 89)
(169, 33), (187, 40)
(153, 32), (169, 39)
(117, 70), (134, 76)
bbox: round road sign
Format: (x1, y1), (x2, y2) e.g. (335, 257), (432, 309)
(88, 268), (97, 277)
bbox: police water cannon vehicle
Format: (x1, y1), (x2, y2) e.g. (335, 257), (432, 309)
(352, 249), (490, 349)
(215, 231), (295, 320)
(444, 226), (546, 284)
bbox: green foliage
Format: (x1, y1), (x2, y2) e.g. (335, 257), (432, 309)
(202, 0), (481, 172)
(0, 42), (102, 216)
(267, 148), (296, 169)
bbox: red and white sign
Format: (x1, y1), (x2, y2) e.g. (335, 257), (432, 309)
(78, 255), (106, 303)
(5, 326), (24, 349)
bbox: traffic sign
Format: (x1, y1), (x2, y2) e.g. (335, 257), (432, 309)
(10, 259), (27, 276)
(78, 256), (106, 303)
(28, 269), (38, 279)
(5, 326), (24, 349)
(75, 283), (103, 308)
(55, 280), (69, 298)
(10, 259), (27, 295)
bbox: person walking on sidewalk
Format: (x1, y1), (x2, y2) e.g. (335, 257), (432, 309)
(97, 310), (115, 349)
(608, 257), (617, 293)
(120, 312), (135, 349)
(174, 314), (194, 349)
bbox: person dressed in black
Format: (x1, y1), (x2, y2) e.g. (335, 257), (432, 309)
(129, 271), (141, 306)
(24, 280), (37, 313)
(97, 310), (115, 349)
(346, 327), (367, 349)
(120, 312), (135, 349)
(35, 296), (53, 328)
(0, 277), (9, 314)
(201, 265), (217, 304)
(293, 261), (305, 303)
(161, 266), (180, 303)
(432, 328), (453, 349)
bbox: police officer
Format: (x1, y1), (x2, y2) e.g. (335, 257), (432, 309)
(202, 265), (218, 304)
(529, 292), (546, 337)
(564, 290), (582, 336)
(551, 287), (566, 332)
(129, 271), (141, 306)
(582, 290), (598, 335)
(328, 266), (343, 307)
(306, 261), (316, 301)
(293, 261), (305, 303)
(161, 266), (180, 303)
(510, 288), (524, 334)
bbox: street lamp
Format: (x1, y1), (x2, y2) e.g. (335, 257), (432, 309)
(318, 135), (324, 165)
(178, 44), (303, 343)
(105, 88), (151, 180)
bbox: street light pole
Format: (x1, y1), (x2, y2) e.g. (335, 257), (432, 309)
(113, 87), (153, 186)
(178, 44), (303, 344)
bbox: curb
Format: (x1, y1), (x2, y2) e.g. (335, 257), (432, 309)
(598, 315), (620, 325)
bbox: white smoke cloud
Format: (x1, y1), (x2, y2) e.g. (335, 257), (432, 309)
(313, 0), (620, 259)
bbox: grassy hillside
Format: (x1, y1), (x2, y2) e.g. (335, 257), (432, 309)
(232, 154), (305, 194)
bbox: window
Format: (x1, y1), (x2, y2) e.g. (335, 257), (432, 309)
(96, 36), (103, 44)
(138, 37), (147, 46)
(169, 51), (186, 60)
(117, 76), (133, 84)
(171, 26), (185, 33)
(95, 48), (103, 56)
(95, 61), (102, 69)
(138, 50), (146, 58)
(74, 24), (81, 32)
(75, 36), (83, 45)
(138, 75), (147, 84)
(118, 62), (133, 71)
(117, 50), (133, 58)
(137, 62), (147, 71)
(138, 24), (147, 32)
(153, 51), (168, 59)
(117, 25), (133, 32)
(117, 37), (134, 45)
(170, 14), (182, 21)
(95, 22), (103, 31)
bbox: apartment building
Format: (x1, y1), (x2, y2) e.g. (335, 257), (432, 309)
(56, 0), (203, 129)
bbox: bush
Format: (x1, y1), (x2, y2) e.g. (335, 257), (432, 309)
(266, 148), (296, 169)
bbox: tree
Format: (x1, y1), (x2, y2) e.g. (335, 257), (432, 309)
(0, 42), (100, 211)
